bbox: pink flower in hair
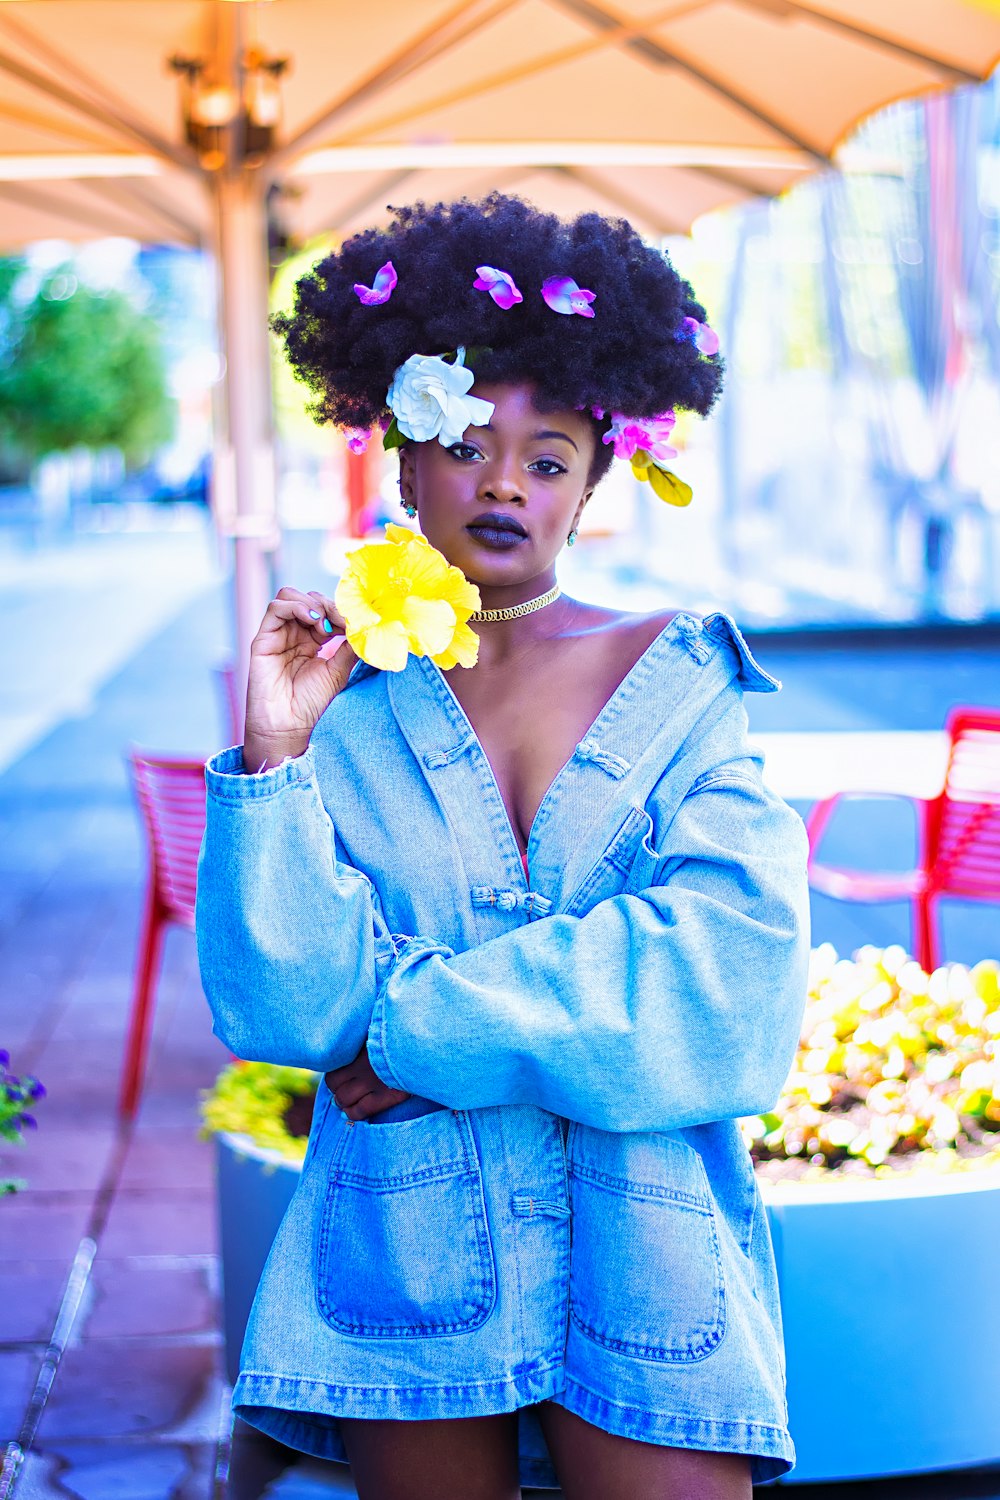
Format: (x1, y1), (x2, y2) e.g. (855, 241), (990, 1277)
(473, 266), (523, 310)
(603, 411), (677, 465)
(345, 429), (371, 456)
(353, 261), (397, 306)
(679, 315), (719, 356)
(541, 276), (596, 318)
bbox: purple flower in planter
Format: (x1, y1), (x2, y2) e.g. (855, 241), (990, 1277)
(353, 261), (397, 306)
(0, 1050), (9, 1070)
(541, 276), (596, 318)
(27, 1078), (46, 1100)
(473, 266), (523, 310)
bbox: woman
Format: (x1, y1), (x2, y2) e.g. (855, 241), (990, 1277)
(197, 195), (810, 1500)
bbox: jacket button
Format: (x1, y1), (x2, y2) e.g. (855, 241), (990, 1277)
(497, 891), (517, 912)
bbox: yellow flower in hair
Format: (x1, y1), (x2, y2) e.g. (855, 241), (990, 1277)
(335, 523), (482, 672)
(630, 450), (693, 507)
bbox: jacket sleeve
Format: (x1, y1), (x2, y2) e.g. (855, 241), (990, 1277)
(367, 764), (811, 1133)
(195, 745), (392, 1071)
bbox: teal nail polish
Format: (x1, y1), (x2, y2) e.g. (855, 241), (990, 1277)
(308, 609), (321, 619)
(323, 618), (333, 633)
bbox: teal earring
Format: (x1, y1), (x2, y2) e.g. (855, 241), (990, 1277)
(566, 527), (578, 547)
(400, 498), (417, 518)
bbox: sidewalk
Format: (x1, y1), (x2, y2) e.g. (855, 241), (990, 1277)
(1, 527), (998, 1498)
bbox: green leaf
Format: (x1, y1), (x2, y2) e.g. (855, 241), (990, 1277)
(382, 417), (406, 451)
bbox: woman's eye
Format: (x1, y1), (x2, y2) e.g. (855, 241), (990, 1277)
(530, 458), (568, 476)
(447, 443), (482, 462)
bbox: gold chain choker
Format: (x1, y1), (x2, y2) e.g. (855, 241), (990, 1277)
(470, 584), (561, 623)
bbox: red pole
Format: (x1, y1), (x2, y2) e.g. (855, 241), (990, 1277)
(345, 447), (371, 537)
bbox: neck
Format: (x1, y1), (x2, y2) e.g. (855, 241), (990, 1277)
(469, 587), (572, 661)
(472, 572), (559, 615)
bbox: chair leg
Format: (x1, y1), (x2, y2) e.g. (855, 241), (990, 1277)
(914, 893), (939, 973)
(118, 890), (167, 1119)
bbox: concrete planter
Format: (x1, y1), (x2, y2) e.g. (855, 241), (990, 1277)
(216, 1130), (1000, 1483)
(765, 1167), (1000, 1484)
(216, 1130), (302, 1387)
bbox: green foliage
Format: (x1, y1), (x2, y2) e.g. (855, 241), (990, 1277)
(0, 266), (174, 465)
(201, 1061), (318, 1163)
(1, 1049), (45, 1195)
(745, 947), (1000, 1183)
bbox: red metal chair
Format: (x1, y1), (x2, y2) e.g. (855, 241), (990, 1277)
(806, 706), (1000, 972)
(213, 660), (243, 747)
(119, 749), (208, 1118)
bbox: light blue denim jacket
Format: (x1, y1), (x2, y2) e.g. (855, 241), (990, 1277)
(196, 610), (810, 1484)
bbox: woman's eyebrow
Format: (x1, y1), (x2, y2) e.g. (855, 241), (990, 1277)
(531, 429), (578, 450)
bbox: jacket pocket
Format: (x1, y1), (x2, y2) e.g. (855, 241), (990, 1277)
(315, 1108), (496, 1338)
(567, 1124), (726, 1363)
(565, 806), (661, 914)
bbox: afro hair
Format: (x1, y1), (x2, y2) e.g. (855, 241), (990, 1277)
(273, 193), (723, 481)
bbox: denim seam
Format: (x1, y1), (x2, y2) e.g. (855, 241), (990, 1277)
(236, 1362), (565, 1397)
(567, 1162), (711, 1212)
(557, 1374), (794, 1444)
(688, 768), (762, 796)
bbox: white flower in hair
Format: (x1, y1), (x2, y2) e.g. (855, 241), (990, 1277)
(386, 348), (495, 446)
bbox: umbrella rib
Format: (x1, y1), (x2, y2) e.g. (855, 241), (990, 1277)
(0, 98), (120, 152)
(742, 0), (983, 84)
(77, 177), (202, 247)
(549, 0), (830, 163)
(548, 162), (689, 236)
(315, 168), (417, 233)
(0, 17), (193, 173)
(314, 1), (692, 154)
(272, 0), (521, 168)
(0, 178), (148, 239)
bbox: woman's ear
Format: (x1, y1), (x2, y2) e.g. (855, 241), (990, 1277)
(572, 488), (593, 531)
(398, 445), (416, 506)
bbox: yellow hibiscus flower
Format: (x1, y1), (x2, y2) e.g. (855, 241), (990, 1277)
(335, 523), (482, 672)
(630, 449), (693, 507)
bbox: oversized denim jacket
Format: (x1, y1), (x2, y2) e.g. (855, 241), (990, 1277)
(196, 611), (810, 1485)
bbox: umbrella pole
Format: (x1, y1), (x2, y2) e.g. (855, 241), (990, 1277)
(212, 170), (278, 741)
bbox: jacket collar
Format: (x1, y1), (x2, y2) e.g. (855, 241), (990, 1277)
(383, 612), (776, 908)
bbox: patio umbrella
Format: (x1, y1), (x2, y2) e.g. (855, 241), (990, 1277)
(1, 0), (1000, 686)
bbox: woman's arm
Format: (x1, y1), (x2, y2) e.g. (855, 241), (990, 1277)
(196, 585), (385, 1072)
(196, 745), (397, 1071)
(367, 765), (811, 1134)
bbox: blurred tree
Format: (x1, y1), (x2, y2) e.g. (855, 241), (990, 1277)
(0, 266), (174, 466)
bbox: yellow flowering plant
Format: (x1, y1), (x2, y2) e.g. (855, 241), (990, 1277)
(335, 523), (482, 672)
(200, 1061), (318, 1164)
(745, 946), (1000, 1184)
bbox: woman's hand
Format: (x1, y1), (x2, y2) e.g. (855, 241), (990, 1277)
(326, 1043), (411, 1122)
(243, 588), (357, 771)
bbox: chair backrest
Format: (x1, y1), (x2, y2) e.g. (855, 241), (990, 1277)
(127, 749), (208, 923)
(926, 707), (1000, 898)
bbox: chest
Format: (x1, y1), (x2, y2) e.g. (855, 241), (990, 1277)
(447, 639), (639, 852)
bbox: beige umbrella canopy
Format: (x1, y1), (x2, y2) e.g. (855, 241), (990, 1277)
(1, 0), (999, 683)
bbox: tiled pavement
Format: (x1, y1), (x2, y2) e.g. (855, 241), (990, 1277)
(1, 524), (999, 1498)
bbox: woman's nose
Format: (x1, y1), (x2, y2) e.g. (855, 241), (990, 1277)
(479, 459), (525, 505)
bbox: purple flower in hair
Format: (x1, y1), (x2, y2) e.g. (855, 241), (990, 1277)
(353, 261), (397, 306)
(603, 411), (677, 465)
(679, 315), (719, 356)
(345, 429), (371, 456)
(541, 276), (596, 318)
(473, 266), (522, 310)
